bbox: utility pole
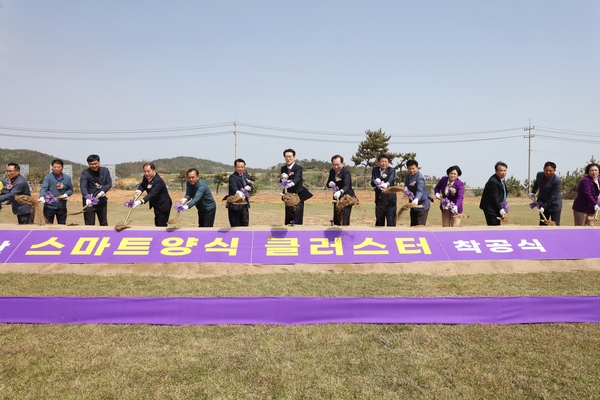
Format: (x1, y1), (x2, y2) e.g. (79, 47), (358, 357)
(234, 121), (238, 160)
(524, 119), (535, 193)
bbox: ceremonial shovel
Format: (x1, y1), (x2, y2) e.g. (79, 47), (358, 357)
(529, 196), (557, 226)
(115, 193), (141, 231)
(167, 199), (189, 228)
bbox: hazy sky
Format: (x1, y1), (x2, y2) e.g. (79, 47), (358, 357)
(1, 1), (599, 186)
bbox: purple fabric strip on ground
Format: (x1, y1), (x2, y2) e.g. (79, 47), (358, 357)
(1, 296), (599, 325)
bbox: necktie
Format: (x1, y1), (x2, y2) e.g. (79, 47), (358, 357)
(502, 180), (507, 202)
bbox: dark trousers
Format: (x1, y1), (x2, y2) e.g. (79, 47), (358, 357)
(154, 209), (171, 227)
(17, 213), (34, 225)
(410, 208), (429, 227)
(483, 211), (501, 226)
(44, 206), (67, 225)
(285, 202), (305, 225)
(84, 204), (108, 226)
(375, 201), (396, 227)
(539, 209), (561, 226)
(197, 208), (216, 227)
(228, 206), (249, 227)
(333, 205), (352, 226)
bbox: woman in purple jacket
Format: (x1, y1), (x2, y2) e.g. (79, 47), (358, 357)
(434, 165), (465, 227)
(572, 163), (600, 226)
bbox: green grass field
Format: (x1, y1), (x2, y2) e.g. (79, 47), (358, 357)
(0, 196), (594, 399)
(1, 272), (600, 399)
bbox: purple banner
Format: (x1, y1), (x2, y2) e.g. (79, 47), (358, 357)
(0, 230), (31, 264)
(1, 228), (599, 264)
(1, 296), (599, 325)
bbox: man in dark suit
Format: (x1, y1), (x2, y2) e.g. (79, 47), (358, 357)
(0, 163), (33, 224)
(530, 161), (562, 225)
(370, 154), (396, 226)
(227, 158), (253, 227)
(80, 154), (112, 226)
(281, 149), (313, 225)
(479, 161), (508, 226)
(133, 162), (172, 227)
(326, 155), (356, 226)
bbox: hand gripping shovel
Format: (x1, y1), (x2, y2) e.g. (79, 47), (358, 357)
(529, 195), (556, 226)
(167, 199), (189, 228)
(115, 192), (141, 231)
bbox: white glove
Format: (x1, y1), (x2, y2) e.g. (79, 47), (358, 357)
(333, 191), (342, 200)
(38, 197), (45, 204)
(451, 206), (458, 214)
(59, 194), (68, 200)
(539, 207), (544, 214)
(287, 181), (295, 188)
(135, 190), (142, 197)
(182, 205), (189, 210)
(180, 198), (187, 204)
(500, 209), (507, 217)
(412, 198), (419, 205)
(244, 185), (251, 191)
(85, 199), (92, 206)
(529, 193), (535, 198)
(595, 205), (600, 211)
(96, 191), (105, 198)
(381, 182), (389, 189)
(236, 190), (246, 198)
(374, 178), (381, 184)
(133, 200), (142, 208)
(281, 173), (288, 180)
(435, 193), (441, 200)
(328, 181), (336, 188)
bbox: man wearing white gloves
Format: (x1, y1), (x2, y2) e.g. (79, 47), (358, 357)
(405, 159), (431, 226)
(326, 155), (356, 226)
(181, 168), (216, 227)
(530, 161), (562, 226)
(370, 154), (396, 226)
(479, 161), (508, 226)
(80, 154), (112, 226)
(39, 159), (73, 224)
(280, 149), (313, 225)
(132, 162), (172, 227)
(227, 158), (253, 227)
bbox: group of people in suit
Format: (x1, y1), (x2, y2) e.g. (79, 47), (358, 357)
(2, 152), (597, 228)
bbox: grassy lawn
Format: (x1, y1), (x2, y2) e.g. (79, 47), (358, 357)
(1, 272), (600, 399)
(0, 194), (591, 398)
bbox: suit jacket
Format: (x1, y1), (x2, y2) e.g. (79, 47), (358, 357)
(405, 171), (431, 211)
(40, 173), (74, 210)
(138, 173), (172, 213)
(532, 172), (562, 212)
(80, 167), (112, 206)
(281, 163), (313, 202)
(326, 167), (355, 199)
(572, 175), (600, 214)
(0, 174), (32, 216)
(434, 176), (464, 214)
(228, 172), (253, 209)
(479, 174), (505, 216)
(370, 166), (396, 204)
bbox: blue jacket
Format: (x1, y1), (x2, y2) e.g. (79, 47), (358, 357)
(405, 171), (431, 211)
(41, 173), (74, 210)
(184, 179), (216, 212)
(0, 174), (32, 216)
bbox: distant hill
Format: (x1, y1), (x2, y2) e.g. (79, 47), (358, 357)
(0, 149), (240, 178)
(0, 148), (84, 174)
(116, 156), (234, 177)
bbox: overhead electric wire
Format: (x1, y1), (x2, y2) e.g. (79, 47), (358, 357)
(0, 122), (231, 134)
(0, 131), (232, 141)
